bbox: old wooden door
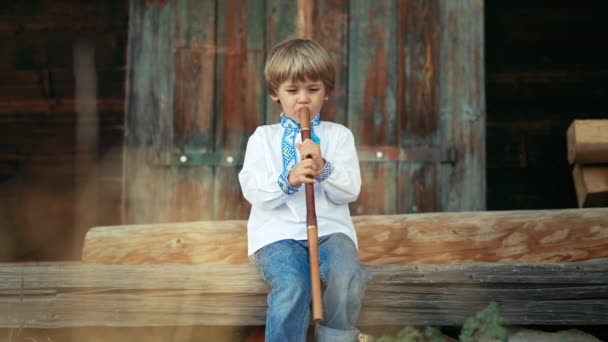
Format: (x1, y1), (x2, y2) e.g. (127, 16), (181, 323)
(123, 0), (484, 224)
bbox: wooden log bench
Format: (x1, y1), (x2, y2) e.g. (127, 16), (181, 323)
(1, 208), (608, 328)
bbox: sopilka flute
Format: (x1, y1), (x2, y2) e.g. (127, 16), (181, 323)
(299, 107), (323, 322)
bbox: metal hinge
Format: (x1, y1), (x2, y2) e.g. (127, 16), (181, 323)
(153, 151), (244, 167)
(152, 145), (457, 167)
(357, 145), (458, 164)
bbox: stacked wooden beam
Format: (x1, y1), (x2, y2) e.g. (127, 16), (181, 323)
(567, 120), (608, 207)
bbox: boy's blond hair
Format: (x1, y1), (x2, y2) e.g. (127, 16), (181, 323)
(264, 38), (335, 97)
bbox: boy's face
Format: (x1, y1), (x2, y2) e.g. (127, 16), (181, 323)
(271, 78), (328, 122)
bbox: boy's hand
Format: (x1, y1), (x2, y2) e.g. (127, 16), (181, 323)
(296, 139), (325, 171)
(287, 159), (319, 187)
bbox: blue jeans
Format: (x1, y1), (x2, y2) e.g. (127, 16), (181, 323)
(252, 233), (371, 342)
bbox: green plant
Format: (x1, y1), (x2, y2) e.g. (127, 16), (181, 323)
(459, 302), (507, 342)
(377, 302), (508, 342)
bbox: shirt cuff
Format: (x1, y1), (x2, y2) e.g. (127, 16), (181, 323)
(278, 170), (299, 195)
(316, 160), (334, 182)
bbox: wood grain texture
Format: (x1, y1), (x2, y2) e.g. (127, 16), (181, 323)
(169, 0), (216, 222)
(125, 0), (222, 223)
(264, 0), (298, 125)
(120, 0), (487, 221)
(567, 119), (608, 164)
(82, 208), (608, 265)
(397, 0), (441, 213)
(1, 259), (607, 327)
(438, 0), (485, 211)
(124, 0), (176, 223)
(311, 0), (348, 125)
(212, 0), (265, 220)
(573, 165), (608, 208)
(398, 0), (440, 142)
(348, 0), (398, 215)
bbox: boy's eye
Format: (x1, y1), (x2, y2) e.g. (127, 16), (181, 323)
(309, 88), (320, 92)
(286, 89), (297, 93)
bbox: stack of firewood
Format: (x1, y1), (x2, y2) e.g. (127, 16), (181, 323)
(567, 119), (608, 207)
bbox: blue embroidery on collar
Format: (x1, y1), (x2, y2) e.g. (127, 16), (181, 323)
(278, 113), (320, 194)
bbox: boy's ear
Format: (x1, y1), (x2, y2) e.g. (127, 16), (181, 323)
(270, 95), (280, 104)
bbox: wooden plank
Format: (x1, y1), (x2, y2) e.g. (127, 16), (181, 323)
(123, 0), (176, 223)
(567, 119), (608, 164)
(310, 0), (348, 125)
(82, 208), (608, 265)
(398, 0), (440, 142)
(212, 0), (265, 220)
(266, 0), (298, 45)
(348, 0), (398, 215)
(438, 0), (485, 211)
(168, 0), (216, 221)
(573, 165), (608, 208)
(264, 0), (299, 124)
(397, 0), (440, 213)
(261, 0), (349, 131)
(1, 259), (607, 327)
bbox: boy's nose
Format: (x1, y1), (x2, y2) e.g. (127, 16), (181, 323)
(298, 93), (311, 103)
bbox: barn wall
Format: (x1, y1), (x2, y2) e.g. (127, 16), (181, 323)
(1, 0), (606, 260)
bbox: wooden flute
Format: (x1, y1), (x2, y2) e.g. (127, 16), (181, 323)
(299, 107), (323, 322)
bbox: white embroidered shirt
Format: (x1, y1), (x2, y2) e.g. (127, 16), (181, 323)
(238, 116), (362, 256)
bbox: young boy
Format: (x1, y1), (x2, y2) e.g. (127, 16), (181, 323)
(238, 38), (370, 342)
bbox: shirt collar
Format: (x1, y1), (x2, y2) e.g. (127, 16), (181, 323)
(280, 113), (320, 130)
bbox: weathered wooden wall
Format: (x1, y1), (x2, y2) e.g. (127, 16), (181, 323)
(2, 0), (606, 261)
(124, 0), (485, 224)
(485, 0), (608, 209)
(0, 1), (128, 261)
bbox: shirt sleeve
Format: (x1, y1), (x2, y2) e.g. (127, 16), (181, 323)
(321, 127), (362, 204)
(238, 128), (295, 209)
